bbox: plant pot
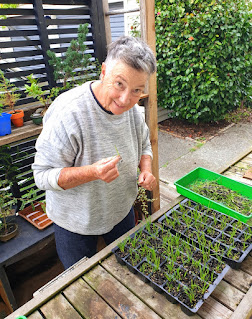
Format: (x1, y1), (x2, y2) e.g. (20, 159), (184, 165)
(0, 112), (12, 136)
(8, 109), (24, 127)
(30, 113), (43, 125)
(0, 223), (18, 242)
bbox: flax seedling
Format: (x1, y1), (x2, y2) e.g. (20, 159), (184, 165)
(228, 227), (238, 241)
(128, 249), (141, 266)
(175, 267), (182, 282)
(178, 203), (186, 213)
(118, 238), (129, 253)
(183, 285), (197, 306)
(199, 264), (210, 283)
(183, 213), (193, 226)
(199, 281), (210, 295)
(242, 231), (251, 243)
(233, 220), (247, 231)
(211, 242), (223, 257)
(130, 233), (141, 249)
(146, 248), (161, 272)
(226, 246), (235, 259)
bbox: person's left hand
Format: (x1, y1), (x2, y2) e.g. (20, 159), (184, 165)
(138, 171), (157, 191)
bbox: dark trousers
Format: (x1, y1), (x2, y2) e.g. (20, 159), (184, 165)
(54, 207), (135, 269)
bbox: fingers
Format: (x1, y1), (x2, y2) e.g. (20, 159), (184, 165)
(94, 155), (121, 183)
(138, 172), (157, 191)
(99, 155), (121, 165)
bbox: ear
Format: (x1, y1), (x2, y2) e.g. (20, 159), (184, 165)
(100, 62), (106, 81)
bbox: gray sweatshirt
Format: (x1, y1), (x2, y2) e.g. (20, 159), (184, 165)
(32, 82), (152, 235)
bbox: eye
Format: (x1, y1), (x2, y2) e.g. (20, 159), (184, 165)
(132, 88), (143, 97)
(114, 81), (124, 90)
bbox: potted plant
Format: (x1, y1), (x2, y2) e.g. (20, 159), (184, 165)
(25, 24), (100, 124)
(0, 178), (19, 242)
(24, 75), (52, 125)
(0, 70), (23, 127)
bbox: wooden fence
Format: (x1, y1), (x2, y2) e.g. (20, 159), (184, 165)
(0, 0), (107, 110)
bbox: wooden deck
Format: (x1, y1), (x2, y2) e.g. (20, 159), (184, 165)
(6, 151), (252, 319)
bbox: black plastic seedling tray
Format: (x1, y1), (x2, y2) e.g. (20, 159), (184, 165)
(158, 198), (252, 269)
(112, 223), (230, 316)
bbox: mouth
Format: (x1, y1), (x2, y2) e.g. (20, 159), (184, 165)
(114, 101), (124, 109)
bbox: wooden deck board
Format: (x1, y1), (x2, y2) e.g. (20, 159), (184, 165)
(240, 256), (252, 276)
(211, 280), (245, 311)
(102, 254), (201, 319)
(229, 286), (252, 319)
(224, 268), (252, 293)
(27, 311), (44, 319)
(63, 277), (119, 318)
(40, 294), (82, 319)
(197, 297), (232, 319)
(83, 264), (162, 319)
(223, 171), (252, 185)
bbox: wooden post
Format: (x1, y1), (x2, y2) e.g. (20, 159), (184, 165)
(140, 0), (160, 212)
(90, 0), (109, 63)
(102, 0), (112, 45)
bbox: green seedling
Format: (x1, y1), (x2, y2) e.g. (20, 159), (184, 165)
(190, 180), (252, 217)
(118, 238), (129, 253)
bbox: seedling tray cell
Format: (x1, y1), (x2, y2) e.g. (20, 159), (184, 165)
(158, 198), (252, 269)
(112, 223), (230, 316)
(174, 167), (252, 223)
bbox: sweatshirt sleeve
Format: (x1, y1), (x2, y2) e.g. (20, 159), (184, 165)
(32, 104), (80, 191)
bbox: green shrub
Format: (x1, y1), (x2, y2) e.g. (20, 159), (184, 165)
(155, 0), (252, 123)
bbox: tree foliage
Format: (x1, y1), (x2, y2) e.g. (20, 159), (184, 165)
(155, 0), (252, 123)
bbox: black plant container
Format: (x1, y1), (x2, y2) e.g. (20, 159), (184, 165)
(112, 222), (230, 316)
(158, 198), (252, 269)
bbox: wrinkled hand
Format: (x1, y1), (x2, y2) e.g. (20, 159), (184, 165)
(93, 155), (120, 183)
(138, 171), (157, 191)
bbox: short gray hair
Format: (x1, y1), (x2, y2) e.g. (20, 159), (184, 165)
(104, 36), (156, 75)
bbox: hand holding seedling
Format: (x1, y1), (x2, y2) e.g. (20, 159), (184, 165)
(138, 171), (157, 191)
(93, 155), (121, 183)
(138, 155), (157, 191)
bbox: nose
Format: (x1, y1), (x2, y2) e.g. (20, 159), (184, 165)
(118, 89), (131, 105)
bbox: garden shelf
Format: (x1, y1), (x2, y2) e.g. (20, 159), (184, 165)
(174, 167), (252, 223)
(158, 198), (252, 269)
(112, 222), (230, 316)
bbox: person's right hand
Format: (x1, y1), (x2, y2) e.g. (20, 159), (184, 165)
(92, 155), (121, 183)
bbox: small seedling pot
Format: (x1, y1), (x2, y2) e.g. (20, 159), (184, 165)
(30, 113), (43, 125)
(0, 223), (18, 242)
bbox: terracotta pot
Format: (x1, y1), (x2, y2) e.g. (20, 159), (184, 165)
(0, 223), (18, 242)
(9, 109), (24, 127)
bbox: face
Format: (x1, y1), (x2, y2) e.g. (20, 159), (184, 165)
(98, 61), (148, 115)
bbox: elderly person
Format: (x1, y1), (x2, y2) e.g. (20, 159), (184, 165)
(32, 36), (157, 269)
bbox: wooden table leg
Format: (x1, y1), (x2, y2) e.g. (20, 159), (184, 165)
(0, 266), (17, 312)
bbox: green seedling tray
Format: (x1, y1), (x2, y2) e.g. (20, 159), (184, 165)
(174, 167), (252, 223)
